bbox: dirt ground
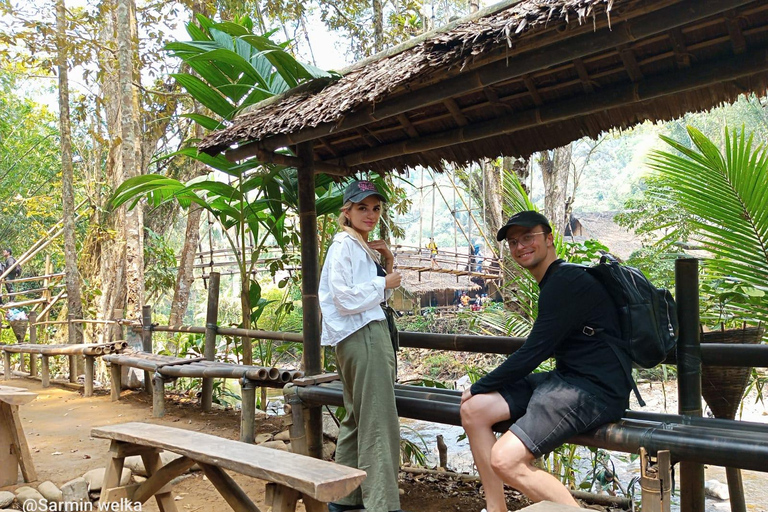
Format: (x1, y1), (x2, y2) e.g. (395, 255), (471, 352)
(2, 378), (510, 512)
(2, 377), (767, 512)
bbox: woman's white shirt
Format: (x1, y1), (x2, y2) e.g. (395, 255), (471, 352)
(319, 231), (393, 347)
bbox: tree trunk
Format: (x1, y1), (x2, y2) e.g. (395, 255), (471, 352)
(373, 0), (383, 53)
(539, 145), (572, 234)
(168, 205), (202, 326)
(56, 0), (84, 344)
(117, 0), (144, 322)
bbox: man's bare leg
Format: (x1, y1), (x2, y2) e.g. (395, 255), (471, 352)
(460, 392), (512, 512)
(491, 432), (579, 506)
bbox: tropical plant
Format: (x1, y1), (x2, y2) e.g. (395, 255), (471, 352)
(646, 126), (768, 330)
(111, 16), (345, 366)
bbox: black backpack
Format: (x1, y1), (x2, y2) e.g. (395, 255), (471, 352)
(574, 254), (679, 406)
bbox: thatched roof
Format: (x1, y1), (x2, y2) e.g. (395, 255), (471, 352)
(200, 0), (768, 175)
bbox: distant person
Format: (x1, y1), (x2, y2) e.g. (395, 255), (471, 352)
(427, 237), (439, 269)
(460, 211), (630, 511)
(2, 248), (19, 295)
(459, 291), (470, 308)
(474, 241), (484, 272)
(319, 180), (407, 512)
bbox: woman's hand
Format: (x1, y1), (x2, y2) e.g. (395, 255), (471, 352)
(367, 239), (393, 262)
(460, 388), (473, 405)
(384, 271), (402, 289)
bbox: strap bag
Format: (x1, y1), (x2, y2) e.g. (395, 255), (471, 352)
(381, 303), (400, 352)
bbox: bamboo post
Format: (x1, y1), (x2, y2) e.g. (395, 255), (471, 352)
(152, 372), (165, 417)
(725, 467), (747, 512)
(67, 314), (77, 383)
(240, 378), (256, 443)
(201, 272), (220, 413)
(41, 355), (50, 387)
(112, 309), (124, 341)
(297, 142), (323, 459)
(2, 351), (10, 380)
(283, 385), (309, 456)
(84, 355), (94, 397)
(110, 363), (121, 401)
(142, 306), (153, 395)
(29, 312), (37, 377)
(675, 258), (704, 512)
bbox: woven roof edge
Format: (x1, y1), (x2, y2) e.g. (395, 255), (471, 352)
(238, 0), (526, 117)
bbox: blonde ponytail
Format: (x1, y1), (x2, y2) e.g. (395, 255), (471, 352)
(338, 201), (381, 263)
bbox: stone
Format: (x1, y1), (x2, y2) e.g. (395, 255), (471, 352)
(323, 412), (340, 441)
(124, 452), (199, 476)
(83, 468), (131, 491)
(15, 487), (45, 509)
(61, 477), (89, 504)
(273, 429), (291, 442)
(254, 433), (272, 444)
(322, 439), (336, 460)
(37, 481), (62, 503)
(132, 475), (147, 484)
(0, 492), (14, 508)
(705, 479), (730, 500)
(261, 440), (290, 452)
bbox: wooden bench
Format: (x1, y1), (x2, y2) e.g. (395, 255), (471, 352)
(0, 385), (37, 486)
(91, 422), (366, 512)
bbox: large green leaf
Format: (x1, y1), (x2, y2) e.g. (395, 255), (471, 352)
(171, 74), (235, 119)
(647, 126), (768, 324)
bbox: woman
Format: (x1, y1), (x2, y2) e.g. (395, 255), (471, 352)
(319, 180), (405, 512)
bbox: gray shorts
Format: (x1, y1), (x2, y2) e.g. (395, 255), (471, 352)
(499, 371), (621, 458)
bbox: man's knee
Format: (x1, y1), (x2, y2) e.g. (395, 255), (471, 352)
(490, 433), (534, 481)
(460, 395), (494, 429)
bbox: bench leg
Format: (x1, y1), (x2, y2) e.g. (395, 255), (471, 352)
(152, 373), (165, 418)
(301, 495), (329, 512)
(100, 441), (127, 506)
(0, 402), (37, 486)
(240, 379), (256, 443)
(269, 484), (299, 512)
(110, 363), (121, 401)
(84, 355), (94, 397)
(41, 355), (50, 387)
(3, 351), (11, 380)
(199, 462), (262, 512)
(132, 456), (195, 504)
(141, 451), (179, 512)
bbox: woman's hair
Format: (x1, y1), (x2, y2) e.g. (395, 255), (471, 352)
(337, 200), (381, 262)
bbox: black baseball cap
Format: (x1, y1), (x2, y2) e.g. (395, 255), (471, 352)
(343, 180), (388, 204)
(496, 210), (551, 241)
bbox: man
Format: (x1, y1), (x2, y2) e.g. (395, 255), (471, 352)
(427, 238), (439, 269)
(460, 211), (630, 511)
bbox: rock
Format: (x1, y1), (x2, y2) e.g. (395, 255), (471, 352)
(254, 433), (272, 444)
(15, 487), (45, 509)
(261, 440), (290, 452)
(254, 408), (268, 421)
(61, 477), (89, 504)
(83, 468), (132, 491)
(37, 481), (62, 503)
(273, 429), (291, 442)
(322, 439), (336, 460)
(0, 491), (14, 508)
(323, 413), (340, 441)
(121, 366), (144, 389)
(705, 479), (730, 500)
(133, 475), (147, 484)
(125, 451), (200, 476)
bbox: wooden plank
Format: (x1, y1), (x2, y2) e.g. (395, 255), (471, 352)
(292, 373), (340, 387)
(140, 451), (179, 512)
(0, 385), (38, 406)
(91, 422), (366, 502)
(102, 484), (140, 503)
(0, 402), (19, 486)
(132, 455), (196, 504)
(199, 463), (262, 512)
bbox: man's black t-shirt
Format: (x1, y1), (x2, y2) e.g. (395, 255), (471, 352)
(470, 259), (630, 408)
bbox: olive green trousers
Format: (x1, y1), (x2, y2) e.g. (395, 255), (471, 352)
(334, 320), (401, 512)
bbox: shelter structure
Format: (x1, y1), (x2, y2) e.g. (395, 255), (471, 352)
(198, 1), (768, 510)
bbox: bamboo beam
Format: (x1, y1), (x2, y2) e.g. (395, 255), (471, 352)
(224, 147), (349, 176)
(201, 272), (220, 413)
(240, 0), (754, 156)
(329, 47), (768, 168)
